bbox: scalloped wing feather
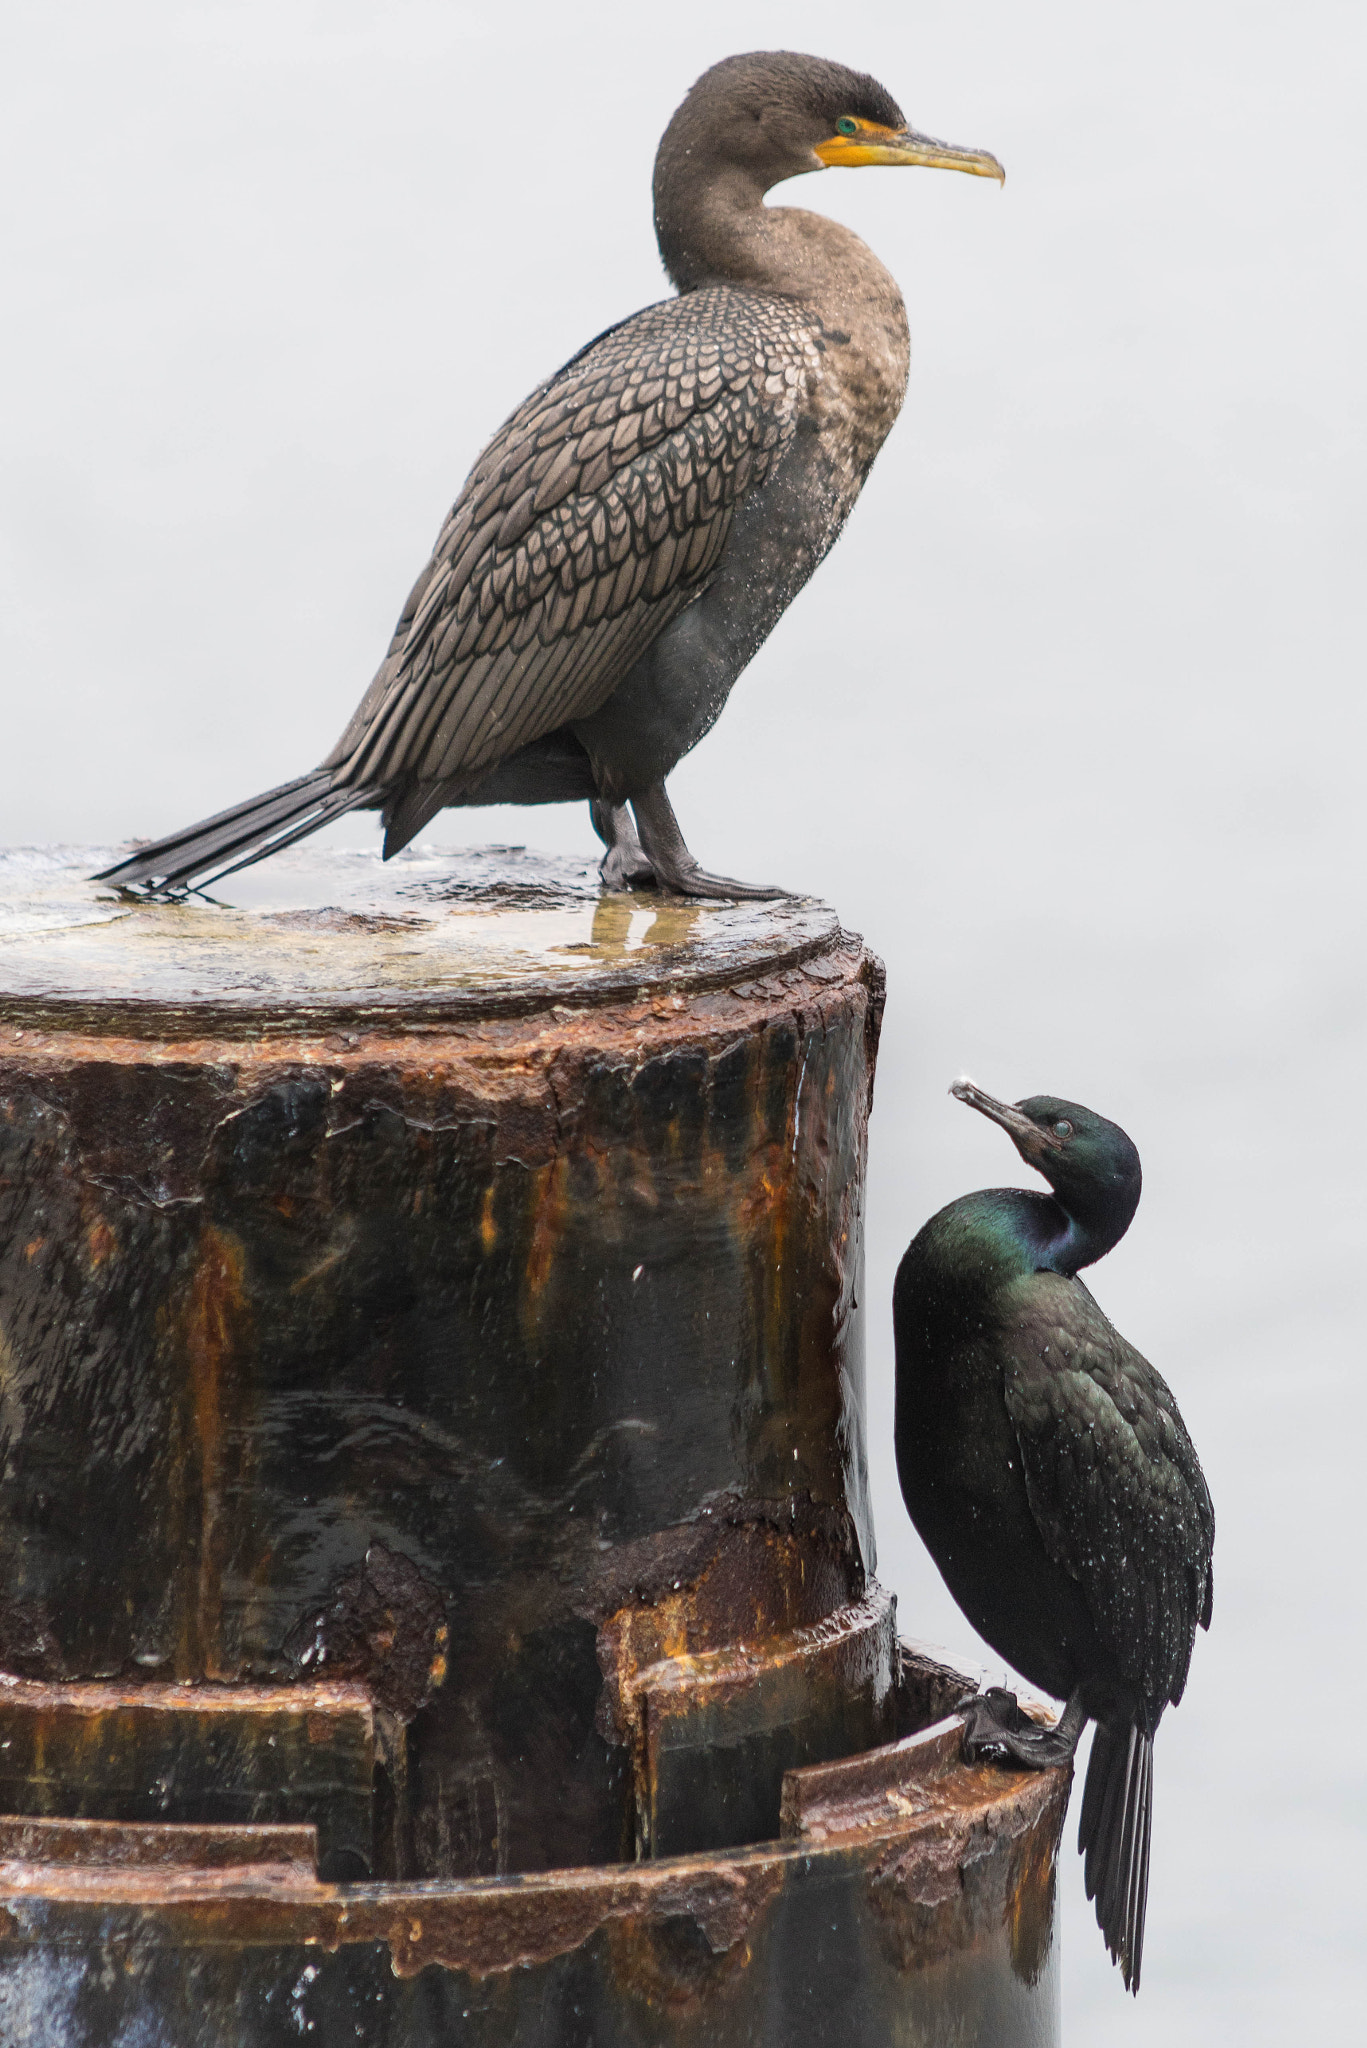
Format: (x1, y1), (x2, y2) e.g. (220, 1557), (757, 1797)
(324, 288), (820, 797)
(1001, 1276), (1214, 1718)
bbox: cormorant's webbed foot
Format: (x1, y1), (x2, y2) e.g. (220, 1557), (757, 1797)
(960, 1687), (1087, 1770)
(630, 784), (789, 901)
(590, 800), (657, 891)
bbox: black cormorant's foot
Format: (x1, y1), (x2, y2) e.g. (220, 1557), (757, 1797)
(960, 1687), (1086, 1770)
(590, 800), (658, 892)
(108, 879), (198, 905)
(654, 862), (789, 901)
(628, 783), (789, 901)
(599, 842), (657, 891)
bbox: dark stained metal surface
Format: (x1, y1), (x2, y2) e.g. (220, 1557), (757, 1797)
(625, 1587), (897, 1860)
(0, 849), (884, 1877)
(0, 1665), (1067, 2046)
(0, 1677), (382, 1876)
(0, 1813), (320, 1874)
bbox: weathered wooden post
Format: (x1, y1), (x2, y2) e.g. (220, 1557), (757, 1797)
(0, 844), (1067, 2045)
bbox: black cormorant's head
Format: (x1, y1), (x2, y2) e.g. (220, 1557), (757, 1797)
(654, 52), (1003, 289)
(951, 1078), (1143, 1272)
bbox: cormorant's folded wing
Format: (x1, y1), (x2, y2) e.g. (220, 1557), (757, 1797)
(325, 288), (820, 848)
(1002, 1278), (1214, 1718)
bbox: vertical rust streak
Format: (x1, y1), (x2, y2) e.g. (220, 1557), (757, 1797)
(634, 1693), (655, 1861)
(184, 1227), (247, 1682)
(524, 1155), (569, 1303)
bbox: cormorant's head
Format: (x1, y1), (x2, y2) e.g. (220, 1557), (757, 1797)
(951, 1078), (1143, 1261)
(655, 53), (1002, 270)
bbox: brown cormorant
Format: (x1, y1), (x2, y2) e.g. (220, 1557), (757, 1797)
(893, 1080), (1214, 1993)
(96, 51), (1001, 897)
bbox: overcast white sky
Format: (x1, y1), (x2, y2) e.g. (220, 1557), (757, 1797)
(3, 4), (1364, 2037)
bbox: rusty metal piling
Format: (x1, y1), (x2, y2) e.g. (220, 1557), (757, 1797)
(0, 846), (1066, 2045)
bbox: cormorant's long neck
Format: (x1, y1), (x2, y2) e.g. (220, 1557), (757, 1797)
(654, 157), (775, 293)
(1034, 1184), (1139, 1277)
(653, 158), (905, 342)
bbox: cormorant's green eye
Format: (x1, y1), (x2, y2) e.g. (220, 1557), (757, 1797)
(1053, 1120), (1073, 1139)
(836, 117), (858, 137)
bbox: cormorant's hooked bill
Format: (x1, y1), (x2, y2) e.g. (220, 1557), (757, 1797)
(95, 51), (1001, 900)
(894, 1078), (1213, 1994)
(813, 121), (1003, 180)
(951, 1076), (1070, 1159)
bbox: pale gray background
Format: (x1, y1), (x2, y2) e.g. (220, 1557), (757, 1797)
(2, 2), (1363, 2037)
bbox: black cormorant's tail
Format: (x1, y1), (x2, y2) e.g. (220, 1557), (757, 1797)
(1079, 1718), (1153, 1995)
(94, 771), (380, 893)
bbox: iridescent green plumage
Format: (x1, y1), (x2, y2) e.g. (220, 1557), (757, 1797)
(894, 1082), (1213, 1993)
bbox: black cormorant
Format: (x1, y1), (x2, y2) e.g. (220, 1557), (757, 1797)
(96, 51), (1001, 898)
(893, 1079), (1214, 1992)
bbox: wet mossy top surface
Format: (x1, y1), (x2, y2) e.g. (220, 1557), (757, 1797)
(0, 846), (841, 1033)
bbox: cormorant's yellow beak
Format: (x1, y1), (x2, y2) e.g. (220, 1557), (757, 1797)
(815, 120), (1004, 184)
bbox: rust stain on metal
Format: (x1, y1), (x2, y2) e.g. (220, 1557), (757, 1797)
(779, 1715), (965, 1844)
(0, 1757), (1063, 1986)
(0, 1674), (373, 1720)
(181, 1224), (251, 1681)
(0, 1813), (318, 1874)
(357, 1849), (789, 1982)
(863, 1753), (1070, 1981)
(1006, 1782), (1062, 1986)
(778, 1669), (1070, 1986)
(0, 1676), (375, 1854)
(0, 1645), (1065, 2014)
(0, 941), (879, 1144)
(594, 1519), (860, 1746)
(633, 1592), (893, 1717)
(600, 1863), (780, 2010)
(284, 1543), (449, 1722)
(595, 1511), (894, 1861)
(523, 1153), (570, 1300)
(83, 1217), (116, 1269)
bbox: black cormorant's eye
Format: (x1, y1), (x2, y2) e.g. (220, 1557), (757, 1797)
(1053, 1120), (1073, 1139)
(836, 117), (858, 137)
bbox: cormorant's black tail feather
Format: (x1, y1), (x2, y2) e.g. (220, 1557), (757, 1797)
(94, 771), (378, 893)
(381, 779), (455, 862)
(1079, 1719), (1153, 1995)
